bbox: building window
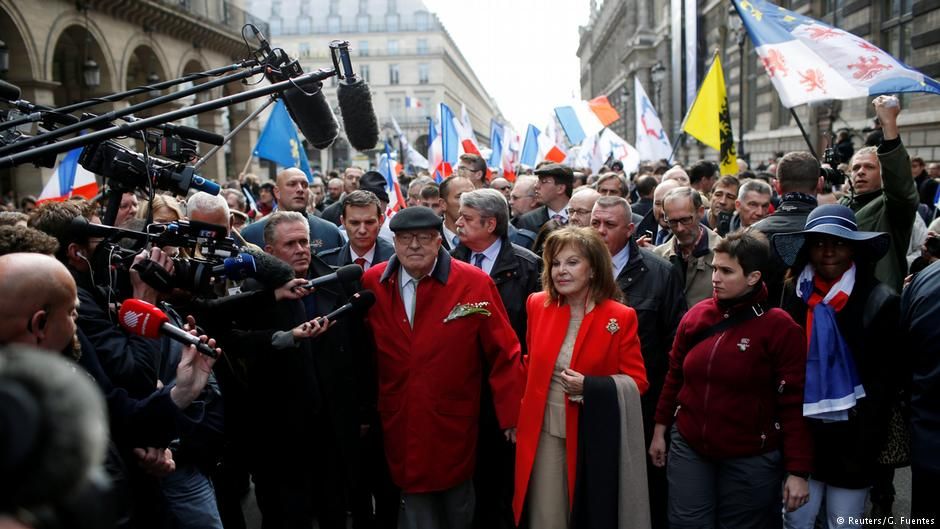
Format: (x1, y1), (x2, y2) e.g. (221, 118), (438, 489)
(416, 38), (429, 55)
(388, 39), (399, 55)
(390, 97), (403, 119)
(418, 63), (429, 84)
(418, 96), (431, 116)
(298, 42), (311, 58)
(386, 13), (399, 32)
(358, 40), (369, 56)
(329, 0), (339, 15)
(389, 64), (400, 85)
(388, 0), (397, 13)
(359, 0), (368, 12)
(298, 16), (311, 34)
(328, 15), (341, 33)
(269, 16), (282, 35)
(416, 11), (430, 31)
(357, 14), (370, 32)
(744, 41), (758, 131)
(881, 0), (913, 62)
(360, 65), (370, 83)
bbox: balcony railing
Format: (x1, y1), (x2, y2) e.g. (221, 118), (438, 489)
(294, 47), (444, 60)
(160, 0), (269, 37)
(272, 20), (442, 36)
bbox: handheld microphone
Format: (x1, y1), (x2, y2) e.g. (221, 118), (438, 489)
(314, 290), (376, 325)
(118, 299), (219, 358)
(302, 263), (363, 289)
(212, 253), (257, 281)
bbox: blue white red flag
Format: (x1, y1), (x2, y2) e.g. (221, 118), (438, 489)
(380, 141), (406, 215)
(732, 0), (940, 108)
(634, 77), (673, 162)
(37, 147), (98, 204)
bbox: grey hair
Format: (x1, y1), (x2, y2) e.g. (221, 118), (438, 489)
(264, 211), (308, 245)
(187, 191), (230, 219)
(593, 195), (633, 222)
(738, 178), (773, 199)
(408, 176), (434, 194)
(663, 186), (704, 210)
(460, 188), (510, 237)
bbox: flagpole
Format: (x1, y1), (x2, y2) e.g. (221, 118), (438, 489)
(667, 132), (686, 164)
(194, 95), (277, 172)
(789, 108), (819, 160)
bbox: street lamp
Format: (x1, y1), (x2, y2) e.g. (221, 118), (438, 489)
(730, 7), (746, 160)
(650, 62), (666, 111)
(83, 58), (100, 88)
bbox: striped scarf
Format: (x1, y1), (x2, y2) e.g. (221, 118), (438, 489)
(797, 263), (866, 422)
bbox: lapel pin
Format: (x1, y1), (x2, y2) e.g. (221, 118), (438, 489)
(606, 318), (620, 334)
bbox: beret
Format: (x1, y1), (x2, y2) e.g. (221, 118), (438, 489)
(388, 206), (442, 232)
(359, 171), (390, 203)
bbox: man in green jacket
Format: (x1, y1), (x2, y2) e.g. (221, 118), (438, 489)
(841, 95), (918, 291)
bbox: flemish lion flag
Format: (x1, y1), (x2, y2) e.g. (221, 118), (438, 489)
(682, 52), (737, 175)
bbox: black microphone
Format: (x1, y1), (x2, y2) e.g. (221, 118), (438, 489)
(244, 246), (298, 290)
(282, 84), (339, 150)
(337, 78), (379, 152)
(160, 123), (225, 146)
(314, 290), (376, 325)
(302, 263), (363, 289)
(119, 299), (219, 358)
(0, 79), (21, 101)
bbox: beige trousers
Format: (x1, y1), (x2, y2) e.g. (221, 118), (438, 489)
(527, 430), (569, 529)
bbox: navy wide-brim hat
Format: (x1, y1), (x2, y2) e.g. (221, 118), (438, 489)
(771, 204), (890, 267)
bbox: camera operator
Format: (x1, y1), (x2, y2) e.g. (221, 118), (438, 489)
(28, 200), (170, 397)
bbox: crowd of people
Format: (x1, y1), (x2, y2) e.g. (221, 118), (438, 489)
(0, 96), (938, 529)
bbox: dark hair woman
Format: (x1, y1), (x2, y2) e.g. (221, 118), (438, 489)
(513, 227), (648, 528)
(772, 204), (901, 529)
(650, 229), (813, 528)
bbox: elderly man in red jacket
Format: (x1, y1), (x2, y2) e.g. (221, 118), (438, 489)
(361, 206), (524, 529)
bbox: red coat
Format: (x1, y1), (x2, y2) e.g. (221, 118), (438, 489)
(362, 250), (525, 493)
(513, 292), (648, 523)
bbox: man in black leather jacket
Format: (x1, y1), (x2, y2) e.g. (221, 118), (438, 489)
(752, 151), (822, 306)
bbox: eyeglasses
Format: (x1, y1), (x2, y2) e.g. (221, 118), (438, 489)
(493, 185), (511, 192)
(665, 215), (696, 228)
(568, 208), (592, 217)
(395, 232), (438, 245)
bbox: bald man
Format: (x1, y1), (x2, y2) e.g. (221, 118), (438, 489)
(567, 187), (601, 227)
(240, 168), (343, 252)
(0, 253), (79, 352)
(661, 166), (691, 187)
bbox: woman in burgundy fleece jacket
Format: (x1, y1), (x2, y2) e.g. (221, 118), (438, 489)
(649, 230), (813, 529)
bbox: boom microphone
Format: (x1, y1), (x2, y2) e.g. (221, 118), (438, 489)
(0, 79), (21, 101)
(159, 123), (225, 146)
(282, 84), (339, 150)
(314, 289), (376, 325)
(337, 78), (379, 152)
(118, 299), (219, 358)
(242, 246), (297, 290)
(302, 263), (363, 289)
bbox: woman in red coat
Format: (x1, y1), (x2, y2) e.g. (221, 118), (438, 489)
(513, 226), (648, 528)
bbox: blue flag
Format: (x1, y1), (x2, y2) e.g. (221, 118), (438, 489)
(253, 99), (312, 181)
(488, 120), (503, 169)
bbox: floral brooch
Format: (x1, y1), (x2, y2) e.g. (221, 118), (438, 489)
(444, 301), (491, 322)
(606, 318), (620, 334)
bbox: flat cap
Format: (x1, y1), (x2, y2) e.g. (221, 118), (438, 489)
(389, 206), (442, 232)
(534, 163), (574, 184)
(359, 171), (390, 203)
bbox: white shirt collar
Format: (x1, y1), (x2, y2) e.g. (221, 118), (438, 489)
(399, 259), (437, 286)
(441, 225), (459, 247)
(350, 243), (376, 267)
(611, 243), (630, 278)
(470, 238), (502, 275)
(547, 205), (568, 221)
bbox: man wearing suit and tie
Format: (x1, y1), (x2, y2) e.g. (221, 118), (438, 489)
(439, 175), (476, 252)
(320, 190), (395, 271)
(450, 188), (540, 528)
(513, 164), (574, 233)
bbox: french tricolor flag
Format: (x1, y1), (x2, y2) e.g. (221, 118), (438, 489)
(553, 96), (620, 145)
(380, 141), (406, 216)
(37, 148), (98, 204)
(405, 96), (423, 109)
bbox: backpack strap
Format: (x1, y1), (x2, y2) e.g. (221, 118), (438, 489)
(687, 303), (766, 351)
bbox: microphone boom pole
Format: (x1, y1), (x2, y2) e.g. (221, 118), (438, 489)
(192, 94), (277, 172)
(0, 67), (338, 170)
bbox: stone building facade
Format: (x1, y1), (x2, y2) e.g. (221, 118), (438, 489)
(0, 0), (270, 197)
(247, 0), (503, 170)
(578, 0), (940, 168)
